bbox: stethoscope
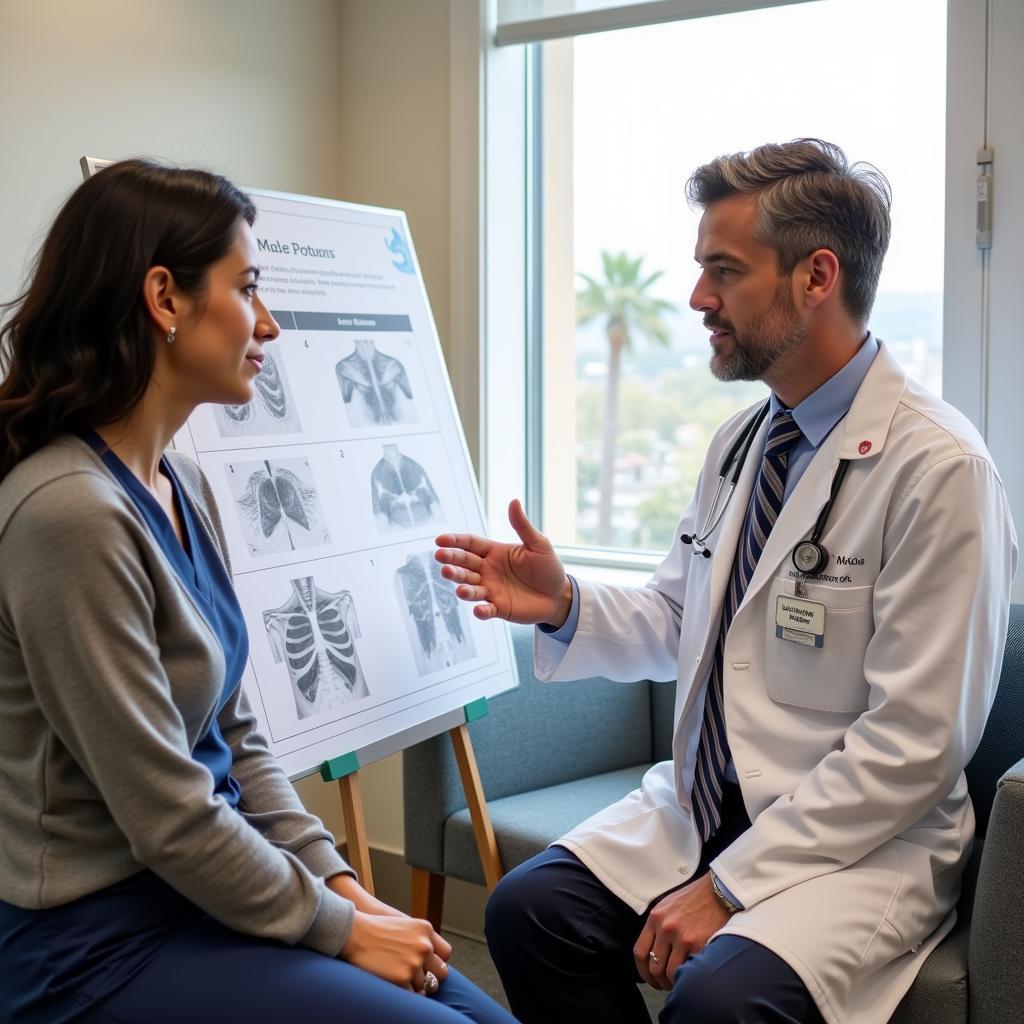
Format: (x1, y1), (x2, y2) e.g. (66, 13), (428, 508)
(680, 400), (851, 577)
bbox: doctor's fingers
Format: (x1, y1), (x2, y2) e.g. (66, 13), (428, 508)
(633, 925), (659, 988)
(435, 546), (487, 575)
(646, 938), (678, 992)
(663, 942), (692, 990)
(634, 951), (655, 989)
(435, 533), (493, 560)
(440, 564), (483, 586)
(454, 584), (489, 603)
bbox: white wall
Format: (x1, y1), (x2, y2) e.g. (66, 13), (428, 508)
(0, 0), (347, 300)
(334, 0), (452, 364)
(0, 0), (454, 856)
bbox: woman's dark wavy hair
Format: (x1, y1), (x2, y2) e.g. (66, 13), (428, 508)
(0, 159), (255, 481)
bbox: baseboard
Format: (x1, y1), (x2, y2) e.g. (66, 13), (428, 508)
(338, 843), (490, 940)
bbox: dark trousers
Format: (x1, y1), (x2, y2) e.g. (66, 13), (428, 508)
(76, 918), (516, 1024)
(0, 868), (517, 1024)
(485, 783), (825, 1024)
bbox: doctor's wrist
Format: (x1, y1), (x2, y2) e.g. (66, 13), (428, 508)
(709, 872), (741, 915)
(544, 578), (573, 630)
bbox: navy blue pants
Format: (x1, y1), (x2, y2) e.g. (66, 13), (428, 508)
(485, 784), (824, 1024)
(75, 916), (517, 1024)
(0, 869), (517, 1024)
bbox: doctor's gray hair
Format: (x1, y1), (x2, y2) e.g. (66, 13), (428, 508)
(686, 139), (892, 325)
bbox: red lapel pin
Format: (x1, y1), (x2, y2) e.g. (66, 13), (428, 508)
(858, 440), (872, 455)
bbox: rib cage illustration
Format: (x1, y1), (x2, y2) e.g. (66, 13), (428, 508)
(395, 553), (475, 675)
(216, 350), (302, 436)
(234, 459), (330, 554)
(252, 352), (289, 417)
(336, 339), (415, 426)
(223, 403), (252, 423)
(263, 577), (369, 719)
(371, 446), (440, 530)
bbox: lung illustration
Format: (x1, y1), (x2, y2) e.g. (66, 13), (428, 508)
(263, 577), (370, 720)
(227, 457), (330, 556)
(215, 348), (302, 437)
(371, 445), (442, 532)
(394, 552), (476, 676)
(336, 339), (417, 427)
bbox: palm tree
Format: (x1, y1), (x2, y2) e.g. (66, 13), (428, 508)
(577, 251), (677, 546)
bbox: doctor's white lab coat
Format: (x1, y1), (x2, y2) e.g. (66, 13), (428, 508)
(535, 342), (1017, 1024)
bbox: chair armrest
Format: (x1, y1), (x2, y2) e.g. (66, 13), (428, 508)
(969, 756), (1024, 1024)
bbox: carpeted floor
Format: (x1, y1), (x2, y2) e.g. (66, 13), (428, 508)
(446, 931), (667, 1021)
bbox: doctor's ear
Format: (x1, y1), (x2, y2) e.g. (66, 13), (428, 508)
(801, 248), (841, 311)
(142, 265), (191, 338)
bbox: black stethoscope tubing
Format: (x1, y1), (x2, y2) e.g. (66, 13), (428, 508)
(680, 401), (770, 557)
(681, 400), (851, 576)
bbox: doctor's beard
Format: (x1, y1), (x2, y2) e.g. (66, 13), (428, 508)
(707, 279), (808, 383)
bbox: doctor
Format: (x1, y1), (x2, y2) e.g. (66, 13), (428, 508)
(436, 139), (1017, 1024)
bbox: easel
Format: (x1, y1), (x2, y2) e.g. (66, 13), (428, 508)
(319, 697), (503, 916)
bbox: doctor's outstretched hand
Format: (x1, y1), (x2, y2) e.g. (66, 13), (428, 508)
(435, 499), (572, 627)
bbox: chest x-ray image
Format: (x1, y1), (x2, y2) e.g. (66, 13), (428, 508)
(215, 349), (303, 437)
(336, 339), (417, 427)
(371, 445), (442, 532)
(394, 552), (476, 676)
(263, 576), (370, 720)
(226, 457), (331, 556)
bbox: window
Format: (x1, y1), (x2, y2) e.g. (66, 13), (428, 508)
(532, 0), (948, 557)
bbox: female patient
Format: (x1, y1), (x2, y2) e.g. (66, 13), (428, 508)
(0, 160), (515, 1024)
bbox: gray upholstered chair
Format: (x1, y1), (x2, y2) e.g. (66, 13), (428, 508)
(404, 608), (1024, 1022)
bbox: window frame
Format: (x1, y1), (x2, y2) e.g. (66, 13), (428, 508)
(452, 0), (990, 575)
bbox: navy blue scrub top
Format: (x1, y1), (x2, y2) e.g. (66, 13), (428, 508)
(85, 432), (250, 805)
(0, 437), (252, 1023)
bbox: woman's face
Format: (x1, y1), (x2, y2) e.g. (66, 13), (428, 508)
(167, 218), (280, 407)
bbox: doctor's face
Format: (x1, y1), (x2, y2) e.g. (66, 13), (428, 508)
(689, 193), (807, 383)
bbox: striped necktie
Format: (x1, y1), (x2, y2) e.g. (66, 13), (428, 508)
(691, 409), (803, 841)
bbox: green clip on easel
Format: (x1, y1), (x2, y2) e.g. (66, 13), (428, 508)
(320, 750), (375, 892)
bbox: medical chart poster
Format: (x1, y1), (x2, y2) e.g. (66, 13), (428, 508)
(173, 189), (517, 779)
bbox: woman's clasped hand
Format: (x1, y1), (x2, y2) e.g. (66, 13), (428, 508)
(331, 874), (451, 994)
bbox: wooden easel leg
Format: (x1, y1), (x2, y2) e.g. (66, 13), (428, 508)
(411, 866), (446, 930)
(338, 772), (375, 895)
(449, 723), (504, 891)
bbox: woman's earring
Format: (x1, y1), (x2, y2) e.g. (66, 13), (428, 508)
(166, 326), (176, 344)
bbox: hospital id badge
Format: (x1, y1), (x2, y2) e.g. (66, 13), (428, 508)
(775, 594), (826, 649)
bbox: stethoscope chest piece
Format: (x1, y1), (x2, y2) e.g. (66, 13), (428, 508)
(792, 540), (828, 576)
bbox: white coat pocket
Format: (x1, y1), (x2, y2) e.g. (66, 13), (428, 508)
(764, 575), (874, 713)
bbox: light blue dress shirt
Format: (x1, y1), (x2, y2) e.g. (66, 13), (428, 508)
(771, 334), (879, 501)
(540, 335), (880, 901)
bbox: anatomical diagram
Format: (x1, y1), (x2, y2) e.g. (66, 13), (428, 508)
(215, 348), (303, 437)
(371, 444), (442, 532)
(263, 577), (370, 720)
(336, 339), (417, 428)
(227, 457), (330, 556)
(394, 552), (475, 676)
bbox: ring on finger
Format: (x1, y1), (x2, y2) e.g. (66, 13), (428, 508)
(423, 970), (439, 995)
(648, 951), (661, 965)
